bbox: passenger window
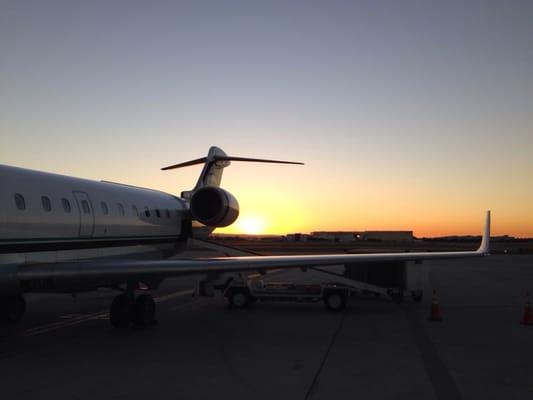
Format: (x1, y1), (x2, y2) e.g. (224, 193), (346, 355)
(117, 203), (125, 216)
(166, 209), (171, 219)
(41, 196), (52, 212)
(144, 207), (150, 218)
(81, 200), (90, 214)
(155, 209), (161, 218)
(14, 193), (26, 210)
(132, 205), (138, 216)
(101, 202), (109, 215)
(61, 198), (71, 213)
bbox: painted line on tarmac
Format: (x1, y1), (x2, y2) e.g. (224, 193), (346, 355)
(24, 288), (194, 337)
(304, 313), (346, 400)
(24, 312), (109, 336)
(154, 289), (194, 303)
(406, 308), (463, 400)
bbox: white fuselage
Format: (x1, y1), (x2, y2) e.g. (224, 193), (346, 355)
(0, 164), (192, 265)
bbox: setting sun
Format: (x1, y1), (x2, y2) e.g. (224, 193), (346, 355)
(236, 215), (267, 235)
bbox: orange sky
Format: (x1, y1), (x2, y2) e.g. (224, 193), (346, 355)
(170, 159), (532, 238)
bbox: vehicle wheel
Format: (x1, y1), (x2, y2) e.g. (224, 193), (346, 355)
(228, 289), (250, 309)
(132, 294), (156, 328)
(0, 295), (26, 323)
(324, 291), (346, 312)
(392, 291), (404, 304)
(110, 294), (132, 329)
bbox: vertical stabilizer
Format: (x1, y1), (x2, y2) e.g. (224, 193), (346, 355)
(193, 146), (230, 190)
(177, 146), (229, 200)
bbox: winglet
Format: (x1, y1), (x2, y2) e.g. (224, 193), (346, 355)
(477, 210), (491, 255)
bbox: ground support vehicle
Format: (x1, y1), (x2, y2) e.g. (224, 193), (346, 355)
(222, 262), (424, 311)
(224, 280), (351, 311)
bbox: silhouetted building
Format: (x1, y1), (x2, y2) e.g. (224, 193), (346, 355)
(310, 231), (359, 242)
(361, 231), (413, 242)
(286, 233), (309, 241)
(309, 230), (413, 242)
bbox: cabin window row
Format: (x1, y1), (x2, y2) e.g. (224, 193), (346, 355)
(13, 193), (173, 219)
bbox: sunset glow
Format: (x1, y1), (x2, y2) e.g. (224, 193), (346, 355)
(236, 215), (267, 235)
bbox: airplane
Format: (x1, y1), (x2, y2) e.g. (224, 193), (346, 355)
(0, 146), (491, 328)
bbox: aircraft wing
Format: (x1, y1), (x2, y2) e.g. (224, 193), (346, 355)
(17, 212), (491, 284)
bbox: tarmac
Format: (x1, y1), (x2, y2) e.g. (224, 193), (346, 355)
(1, 254), (532, 400)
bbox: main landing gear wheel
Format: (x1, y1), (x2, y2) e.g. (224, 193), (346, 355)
(110, 293), (157, 329)
(132, 294), (156, 328)
(324, 291), (347, 312)
(0, 295), (26, 323)
(110, 294), (132, 329)
(228, 289), (250, 309)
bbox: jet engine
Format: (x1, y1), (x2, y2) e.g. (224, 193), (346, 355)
(189, 187), (239, 227)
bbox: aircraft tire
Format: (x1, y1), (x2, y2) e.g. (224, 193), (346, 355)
(324, 291), (346, 312)
(228, 289), (250, 309)
(0, 295), (26, 323)
(132, 294), (156, 328)
(110, 294), (132, 329)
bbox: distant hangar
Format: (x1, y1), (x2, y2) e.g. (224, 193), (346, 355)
(287, 230), (414, 242)
(361, 231), (414, 242)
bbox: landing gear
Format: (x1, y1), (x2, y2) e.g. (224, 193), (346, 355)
(132, 294), (156, 328)
(0, 295), (26, 323)
(110, 294), (132, 329)
(109, 289), (156, 329)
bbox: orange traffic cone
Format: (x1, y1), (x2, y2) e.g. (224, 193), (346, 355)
(521, 291), (533, 326)
(430, 289), (442, 322)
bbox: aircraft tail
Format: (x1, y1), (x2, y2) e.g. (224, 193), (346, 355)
(162, 146), (303, 199)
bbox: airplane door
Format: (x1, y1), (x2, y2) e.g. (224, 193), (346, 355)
(73, 191), (95, 237)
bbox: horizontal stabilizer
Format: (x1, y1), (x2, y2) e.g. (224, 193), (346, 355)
(162, 155), (303, 171)
(161, 157), (207, 170)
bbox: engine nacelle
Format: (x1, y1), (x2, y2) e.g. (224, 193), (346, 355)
(190, 187), (239, 227)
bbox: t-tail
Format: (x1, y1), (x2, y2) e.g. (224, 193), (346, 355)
(162, 146), (303, 229)
(162, 146), (303, 196)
